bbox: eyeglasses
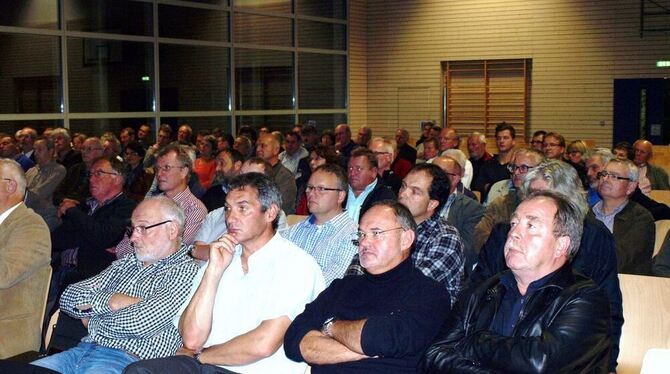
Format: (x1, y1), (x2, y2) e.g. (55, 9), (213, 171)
(351, 227), (404, 245)
(155, 164), (187, 173)
(507, 164), (534, 174)
(348, 166), (369, 173)
(305, 185), (342, 194)
(597, 171), (631, 181)
(543, 143), (561, 148)
(126, 220), (172, 237)
(88, 170), (120, 178)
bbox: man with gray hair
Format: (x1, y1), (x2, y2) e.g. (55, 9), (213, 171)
(585, 148), (615, 207)
(25, 137), (66, 203)
(421, 190), (612, 373)
(53, 137), (105, 205)
(52, 128), (82, 169)
(467, 131), (492, 185)
(32, 197), (200, 373)
(472, 159), (623, 372)
(593, 158), (655, 275)
(125, 173), (324, 374)
(0, 159), (51, 358)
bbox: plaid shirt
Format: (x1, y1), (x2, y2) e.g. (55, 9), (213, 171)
(281, 211), (358, 286)
(346, 213), (464, 306)
(60, 245), (199, 360)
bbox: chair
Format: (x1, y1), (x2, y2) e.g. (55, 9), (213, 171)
(617, 274), (670, 374)
(649, 190), (670, 206)
(654, 220), (670, 257)
(287, 214), (308, 227)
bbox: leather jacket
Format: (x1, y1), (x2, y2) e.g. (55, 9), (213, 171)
(419, 265), (611, 373)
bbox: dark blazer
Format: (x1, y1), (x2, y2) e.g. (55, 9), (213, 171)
(358, 180), (396, 222)
(51, 194), (137, 281)
(421, 265), (611, 373)
(444, 194), (485, 275)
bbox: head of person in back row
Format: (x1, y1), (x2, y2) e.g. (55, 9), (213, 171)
(356, 126), (372, 148)
(632, 139), (670, 193)
(422, 190), (611, 373)
(284, 200), (451, 373)
(439, 127), (460, 153)
(345, 147), (396, 223)
(530, 130), (547, 153)
(542, 132), (566, 160)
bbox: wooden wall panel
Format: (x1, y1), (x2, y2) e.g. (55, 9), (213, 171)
(348, 0), (670, 147)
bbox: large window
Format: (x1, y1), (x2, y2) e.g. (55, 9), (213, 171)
(0, 0), (347, 137)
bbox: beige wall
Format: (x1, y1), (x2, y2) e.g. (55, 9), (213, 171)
(349, 0), (670, 147)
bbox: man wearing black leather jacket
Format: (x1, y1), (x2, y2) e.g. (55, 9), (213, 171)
(420, 191), (611, 373)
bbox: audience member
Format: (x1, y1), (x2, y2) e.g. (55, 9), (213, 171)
(1, 135), (34, 171)
(585, 148), (614, 206)
(115, 145), (206, 259)
(143, 124), (172, 168)
(395, 128), (417, 164)
(25, 137), (66, 203)
(420, 191), (611, 373)
(612, 141), (633, 160)
(123, 141), (153, 202)
(284, 201), (451, 373)
(473, 122), (516, 199)
(438, 127), (473, 188)
(256, 133), (297, 214)
(52, 137), (104, 206)
(334, 124), (356, 166)
(52, 128), (82, 169)
(368, 137), (402, 194)
(136, 123), (152, 149)
(467, 131), (492, 185)
(320, 130), (335, 147)
(565, 139), (589, 188)
(200, 148), (243, 212)
(119, 127), (135, 150)
(16, 127), (38, 162)
(422, 137), (440, 163)
(101, 132), (123, 162)
(300, 124), (319, 152)
(282, 164), (358, 286)
(416, 121), (434, 146)
(345, 147), (396, 222)
(296, 145), (340, 215)
(125, 173), (324, 374)
(542, 131), (566, 160)
(193, 135), (217, 190)
(632, 139), (670, 193)
(177, 124), (194, 146)
(440, 150), (478, 200)
(279, 130), (310, 177)
(356, 126), (372, 148)
(72, 133), (87, 152)
(592, 158), (655, 274)
(0, 159), (51, 358)
(529, 130), (546, 152)
(32, 198), (199, 374)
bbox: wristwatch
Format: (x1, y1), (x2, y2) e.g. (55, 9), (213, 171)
(321, 316), (337, 337)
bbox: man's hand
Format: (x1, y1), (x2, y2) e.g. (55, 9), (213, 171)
(176, 347), (197, 357)
(109, 293), (142, 312)
(207, 234), (237, 276)
(76, 304), (92, 311)
(58, 199), (79, 217)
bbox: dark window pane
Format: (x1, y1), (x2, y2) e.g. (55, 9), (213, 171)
(0, 0), (58, 29)
(235, 49), (293, 110)
(68, 38), (154, 112)
(298, 19), (346, 50)
(299, 53), (346, 109)
(234, 13), (292, 46)
(0, 33), (61, 114)
(160, 44), (230, 111)
(159, 5), (228, 42)
(298, 113), (346, 130)
(182, 0), (228, 5)
(235, 0), (291, 14)
(66, 0), (153, 36)
(69, 118), (154, 138)
(237, 115), (294, 133)
(0, 120), (63, 137)
(298, 0), (346, 20)
(160, 116), (232, 138)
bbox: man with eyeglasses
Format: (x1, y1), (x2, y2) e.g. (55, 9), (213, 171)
(32, 197), (199, 374)
(473, 148), (544, 253)
(345, 148), (396, 223)
(125, 173), (324, 374)
(284, 201), (451, 373)
(593, 159), (655, 275)
(53, 137), (105, 206)
(114, 144), (206, 260)
(542, 131), (566, 160)
(529, 130), (547, 153)
(438, 127), (474, 188)
(282, 164), (358, 286)
(368, 137), (403, 194)
(123, 141), (153, 202)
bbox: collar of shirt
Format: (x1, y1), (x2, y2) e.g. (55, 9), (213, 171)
(347, 178), (378, 203)
(593, 199), (628, 220)
(234, 232), (282, 273)
(304, 210), (348, 230)
(440, 194), (457, 218)
(0, 201), (22, 226)
(86, 191), (123, 214)
(169, 186), (193, 204)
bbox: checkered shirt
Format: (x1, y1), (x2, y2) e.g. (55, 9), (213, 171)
(59, 244), (200, 359)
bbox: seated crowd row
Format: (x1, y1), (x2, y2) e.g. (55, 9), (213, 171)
(1, 120), (669, 373)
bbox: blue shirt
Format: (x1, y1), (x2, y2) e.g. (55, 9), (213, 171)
(346, 178), (378, 222)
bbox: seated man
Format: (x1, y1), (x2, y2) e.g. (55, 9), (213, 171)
(593, 158), (655, 275)
(0, 159), (51, 358)
(284, 201), (451, 373)
(31, 197), (200, 374)
(420, 191), (611, 373)
(345, 147), (396, 223)
(282, 164), (358, 286)
(125, 173), (324, 373)
(256, 133), (297, 214)
(632, 139), (670, 193)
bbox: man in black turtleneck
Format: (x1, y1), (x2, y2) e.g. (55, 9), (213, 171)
(284, 201), (451, 373)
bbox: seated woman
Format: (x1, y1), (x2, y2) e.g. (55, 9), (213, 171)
(193, 135), (217, 190)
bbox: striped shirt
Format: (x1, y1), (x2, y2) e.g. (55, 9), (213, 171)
(60, 244), (199, 359)
(281, 211), (358, 286)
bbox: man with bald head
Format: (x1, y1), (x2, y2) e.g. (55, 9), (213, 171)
(356, 126), (372, 148)
(0, 159), (51, 358)
(256, 133), (297, 214)
(438, 127), (473, 188)
(633, 139), (669, 194)
(395, 128), (417, 165)
(334, 124), (356, 167)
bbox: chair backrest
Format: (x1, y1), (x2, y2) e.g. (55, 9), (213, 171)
(654, 220), (670, 257)
(649, 190), (670, 206)
(287, 214), (308, 227)
(618, 274), (670, 374)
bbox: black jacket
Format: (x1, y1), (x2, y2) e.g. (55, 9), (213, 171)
(420, 265), (611, 373)
(358, 179), (396, 222)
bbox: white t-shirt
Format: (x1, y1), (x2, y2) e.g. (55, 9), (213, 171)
(177, 233), (325, 373)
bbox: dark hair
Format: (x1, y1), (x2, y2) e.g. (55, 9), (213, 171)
(121, 127), (135, 137)
(532, 130), (547, 138)
(495, 122), (516, 138)
(202, 135), (218, 152)
(284, 130), (301, 142)
(244, 156), (272, 174)
(545, 132), (566, 147)
(238, 125), (258, 143)
(125, 141), (146, 158)
(311, 144), (339, 165)
(218, 148), (245, 164)
(350, 147), (378, 168)
(407, 163), (451, 213)
(92, 156), (129, 182)
(321, 131), (335, 145)
(302, 124), (317, 136)
(613, 141), (633, 160)
(424, 137), (440, 149)
(159, 124), (172, 136)
(228, 172), (282, 230)
(314, 163), (348, 192)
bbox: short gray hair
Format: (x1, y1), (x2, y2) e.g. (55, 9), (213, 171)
(588, 148), (614, 165)
(521, 160), (588, 219)
(228, 172), (282, 230)
(139, 196), (186, 237)
(607, 158), (639, 182)
(0, 158), (27, 196)
(523, 190), (584, 258)
(470, 131), (486, 144)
